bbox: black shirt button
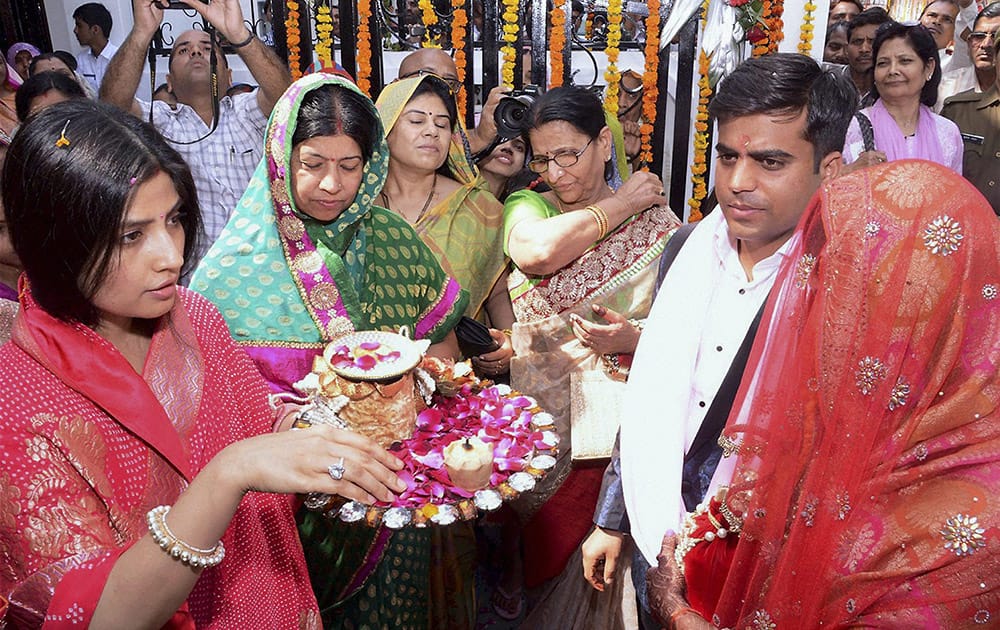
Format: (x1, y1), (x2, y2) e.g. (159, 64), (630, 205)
(698, 401), (706, 408)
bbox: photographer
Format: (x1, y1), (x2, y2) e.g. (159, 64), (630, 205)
(101, 0), (291, 267)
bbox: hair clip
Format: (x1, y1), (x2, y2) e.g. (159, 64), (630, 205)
(129, 177), (138, 186)
(55, 120), (71, 148)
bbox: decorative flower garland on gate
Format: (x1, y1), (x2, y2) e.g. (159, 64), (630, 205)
(451, 0), (468, 117)
(315, 3), (334, 68)
(419, 0), (440, 46)
(603, 0), (623, 115)
(751, 0), (785, 56)
(500, 0), (519, 88)
(549, 3), (567, 88)
(286, 0), (301, 79)
(356, 0), (374, 94)
(798, 0), (816, 55)
(638, 0), (661, 168)
(687, 0), (712, 221)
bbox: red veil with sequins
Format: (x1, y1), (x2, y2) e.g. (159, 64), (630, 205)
(684, 160), (1000, 628)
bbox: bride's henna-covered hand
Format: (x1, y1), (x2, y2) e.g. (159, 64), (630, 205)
(647, 535), (711, 629)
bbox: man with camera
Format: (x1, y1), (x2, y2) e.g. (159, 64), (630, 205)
(101, 0), (291, 266)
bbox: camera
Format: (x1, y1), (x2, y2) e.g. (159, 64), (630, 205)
(158, 0), (208, 10)
(494, 84), (541, 143)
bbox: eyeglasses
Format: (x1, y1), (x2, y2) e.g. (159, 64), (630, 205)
(527, 137), (595, 174)
(398, 69), (462, 93)
(968, 29), (998, 46)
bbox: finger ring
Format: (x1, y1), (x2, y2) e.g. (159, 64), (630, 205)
(328, 457), (346, 481)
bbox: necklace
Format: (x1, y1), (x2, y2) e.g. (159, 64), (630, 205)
(379, 172), (438, 225)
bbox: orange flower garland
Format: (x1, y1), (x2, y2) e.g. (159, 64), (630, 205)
(687, 0), (712, 221)
(752, 0), (785, 56)
(638, 0), (661, 168)
(357, 0), (374, 94)
(285, 0), (301, 79)
(451, 0), (468, 116)
(548, 3), (567, 88)
(315, 4), (334, 68)
(603, 0), (623, 115)
(500, 0), (519, 88)
(419, 0), (440, 46)
(798, 0), (816, 55)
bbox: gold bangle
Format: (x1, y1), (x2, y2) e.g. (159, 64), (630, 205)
(146, 505), (226, 569)
(583, 204), (609, 241)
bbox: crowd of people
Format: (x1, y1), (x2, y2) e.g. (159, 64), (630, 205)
(0, 0), (997, 628)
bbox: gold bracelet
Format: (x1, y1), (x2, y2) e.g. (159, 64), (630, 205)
(583, 204), (609, 241)
(146, 505), (226, 569)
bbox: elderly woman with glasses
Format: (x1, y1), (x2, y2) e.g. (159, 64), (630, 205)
(501, 85), (678, 627)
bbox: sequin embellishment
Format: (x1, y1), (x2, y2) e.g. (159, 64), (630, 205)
(279, 215), (305, 241)
(836, 491), (851, 520)
(752, 610), (776, 630)
(974, 610), (991, 624)
(914, 444), (928, 461)
(795, 254), (817, 289)
(800, 497), (818, 527)
(855, 356), (887, 396)
(888, 377), (910, 411)
(922, 215), (963, 256)
(864, 221), (880, 238)
(846, 598), (856, 614)
(941, 514), (986, 556)
(719, 434), (740, 458)
(984, 284), (997, 301)
(310, 283), (340, 310)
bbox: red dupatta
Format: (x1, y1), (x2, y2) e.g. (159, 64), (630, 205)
(689, 161), (1000, 628)
(0, 282), (318, 628)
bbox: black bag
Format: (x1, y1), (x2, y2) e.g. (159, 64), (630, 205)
(455, 316), (499, 358)
(855, 111), (876, 152)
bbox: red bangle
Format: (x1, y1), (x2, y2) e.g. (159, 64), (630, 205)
(669, 606), (704, 629)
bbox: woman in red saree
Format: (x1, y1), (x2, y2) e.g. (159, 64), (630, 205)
(0, 100), (405, 628)
(649, 160), (1000, 629)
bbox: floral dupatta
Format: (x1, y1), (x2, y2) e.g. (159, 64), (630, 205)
(699, 161), (1000, 627)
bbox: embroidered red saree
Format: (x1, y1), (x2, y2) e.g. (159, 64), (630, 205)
(0, 284), (319, 628)
(680, 161), (1000, 628)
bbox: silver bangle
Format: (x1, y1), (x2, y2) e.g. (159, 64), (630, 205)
(146, 505), (226, 569)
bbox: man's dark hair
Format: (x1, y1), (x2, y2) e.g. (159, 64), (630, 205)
(847, 7), (891, 40)
(919, 0), (960, 17)
(709, 53), (856, 171)
(830, 0), (864, 15)
(826, 20), (850, 42)
(292, 83), (381, 165)
(974, 1), (1000, 28)
(871, 22), (941, 107)
(2, 99), (202, 325)
(72, 3), (113, 39)
(14, 71), (87, 122)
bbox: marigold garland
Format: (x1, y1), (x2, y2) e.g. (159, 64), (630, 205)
(548, 3), (567, 88)
(315, 4), (334, 68)
(356, 0), (374, 94)
(419, 0), (440, 46)
(500, 0), (519, 89)
(451, 0), (468, 116)
(752, 0), (785, 56)
(687, 0), (712, 221)
(285, 0), (301, 79)
(603, 0), (623, 115)
(638, 0), (661, 168)
(798, 0), (816, 55)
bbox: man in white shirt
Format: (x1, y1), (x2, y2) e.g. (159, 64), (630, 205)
(102, 0), (290, 267)
(73, 3), (118, 92)
(580, 54), (854, 629)
(919, 0), (978, 76)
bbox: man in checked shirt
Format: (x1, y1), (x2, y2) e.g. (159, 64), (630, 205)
(102, 0), (291, 269)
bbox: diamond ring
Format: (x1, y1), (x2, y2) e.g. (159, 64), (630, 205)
(328, 457), (346, 481)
